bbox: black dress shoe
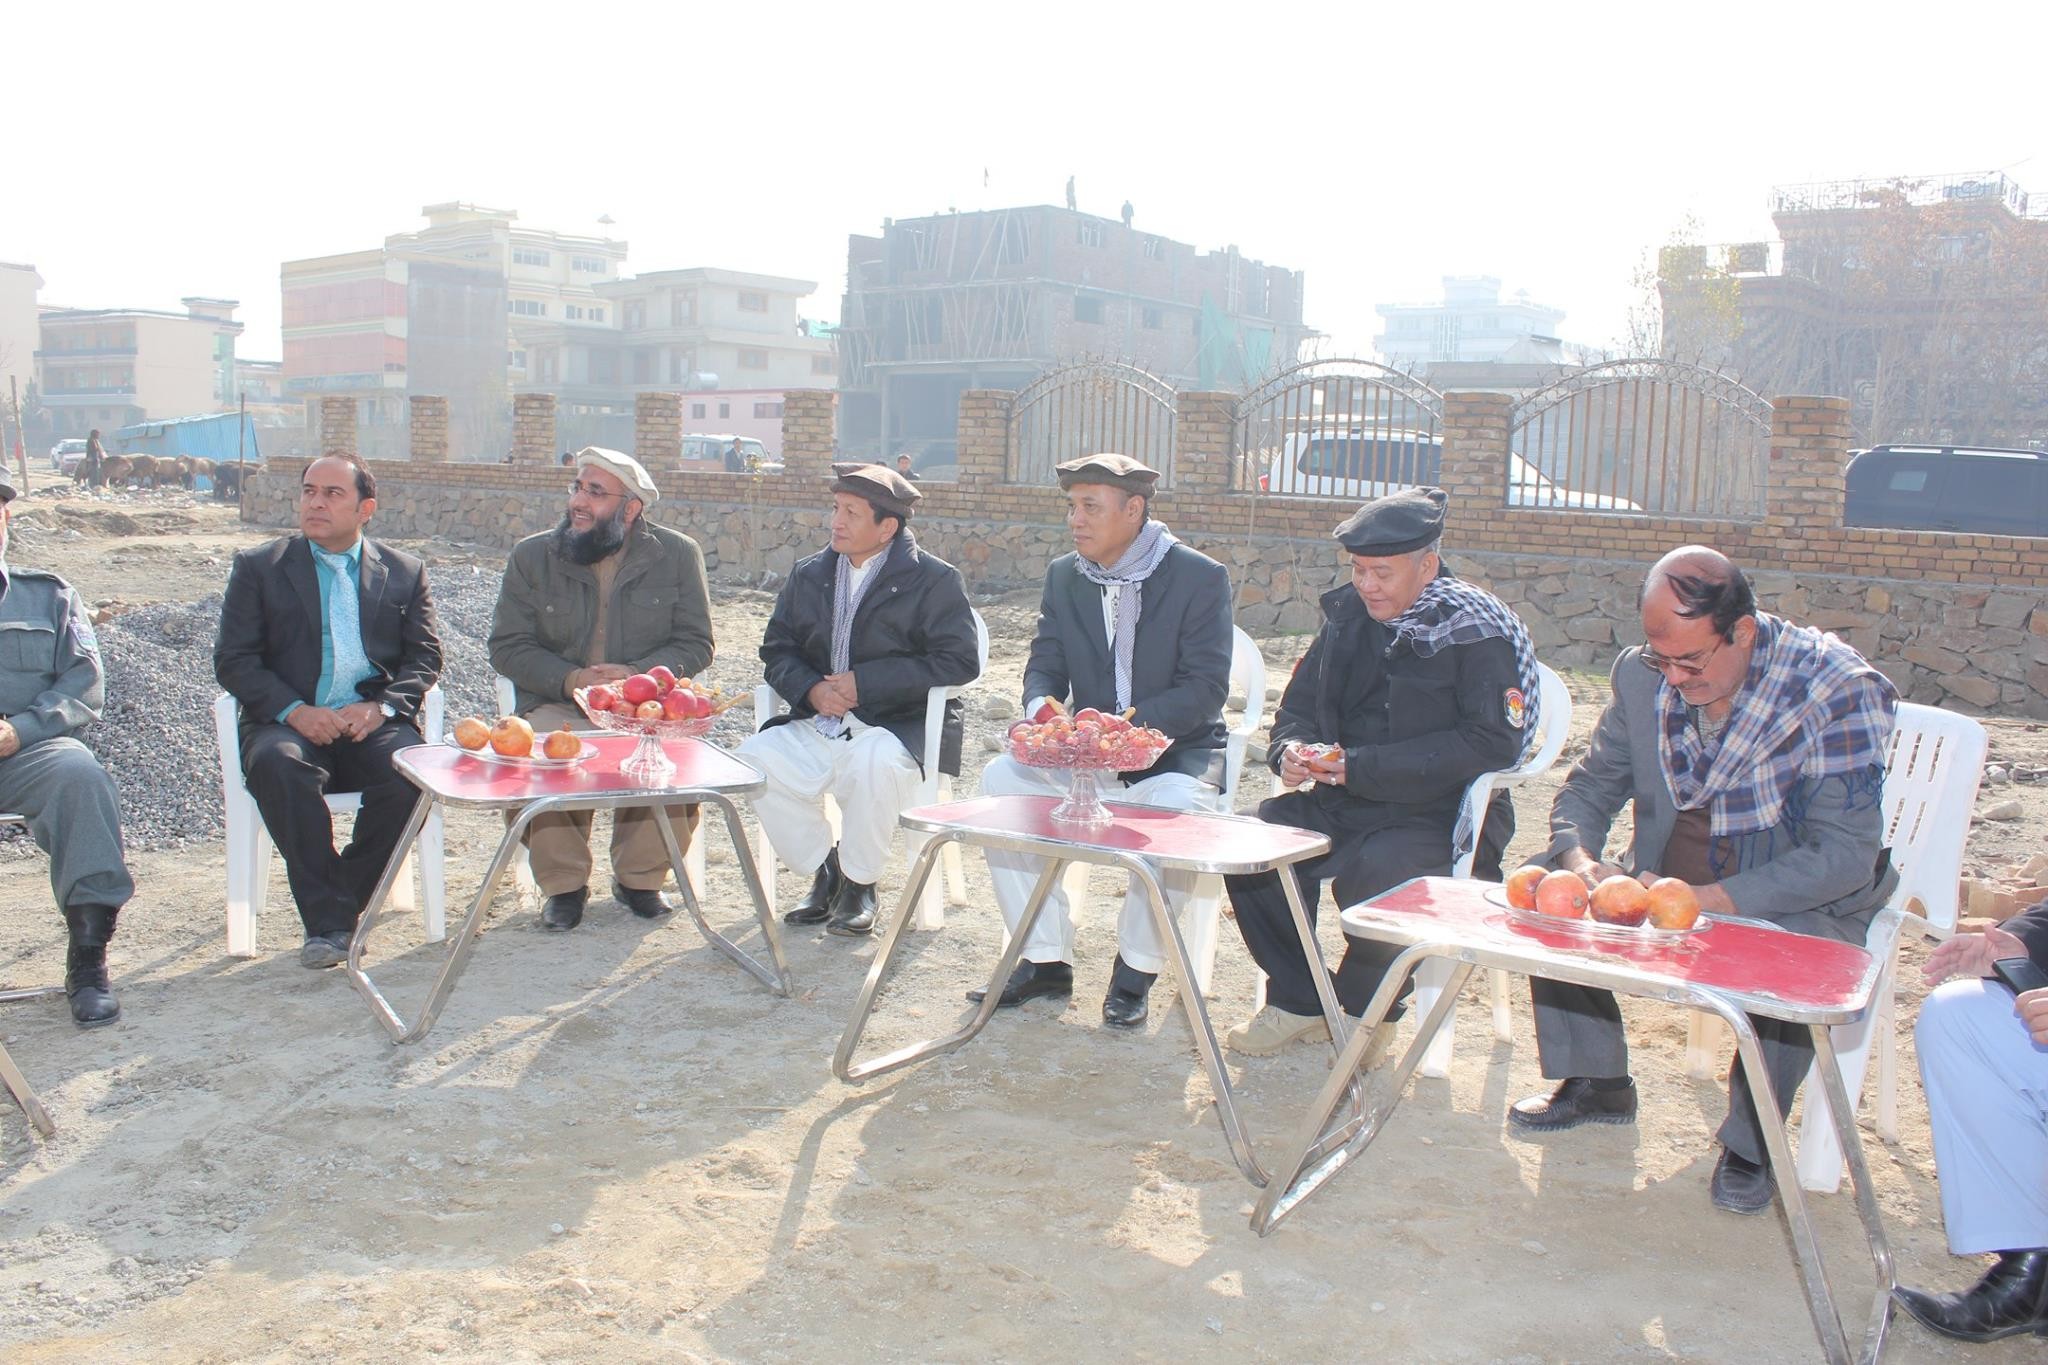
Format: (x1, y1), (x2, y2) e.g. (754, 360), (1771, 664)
(967, 959), (1074, 1008)
(541, 887), (588, 931)
(1507, 1077), (1638, 1132)
(63, 906), (121, 1026)
(1896, 1249), (2048, 1342)
(826, 877), (877, 937)
(613, 881), (672, 919)
(1101, 955), (1156, 1028)
(1709, 1146), (1776, 1215)
(786, 848), (842, 925)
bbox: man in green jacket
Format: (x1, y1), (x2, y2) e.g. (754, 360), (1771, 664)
(488, 448), (715, 930)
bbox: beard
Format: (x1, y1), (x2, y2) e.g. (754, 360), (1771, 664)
(554, 503), (630, 566)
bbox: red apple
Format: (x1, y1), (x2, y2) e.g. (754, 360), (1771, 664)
(584, 686), (618, 713)
(661, 688), (695, 720)
(1073, 708), (1103, 724)
(621, 674), (659, 706)
(648, 666), (678, 695)
(634, 699), (665, 721)
(1030, 699), (1063, 724)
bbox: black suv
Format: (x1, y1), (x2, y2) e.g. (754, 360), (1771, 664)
(1844, 444), (2048, 537)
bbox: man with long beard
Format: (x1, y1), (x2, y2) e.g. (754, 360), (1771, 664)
(489, 447), (714, 930)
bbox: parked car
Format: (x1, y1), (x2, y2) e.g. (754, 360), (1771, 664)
(1260, 429), (1641, 510)
(680, 433), (780, 473)
(51, 438), (88, 474)
(1844, 444), (2048, 537)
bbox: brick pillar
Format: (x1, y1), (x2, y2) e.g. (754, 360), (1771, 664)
(1173, 390), (1236, 494)
(319, 397), (357, 459)
(779, 389), (836, 482)
(408, 395), (449, 463)
(1438, 390), (1513, 541)
(512, 393), (556, 465)
(1764, 395), (1851, 529)
(955, 389), (1012, 487)
(635, 392), (683, 469)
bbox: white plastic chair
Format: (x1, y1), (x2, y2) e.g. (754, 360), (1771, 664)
(1681, 702), (1986, 1193)
(1405, 662), (1574, 1077)
(1056, 625), (1265, 997)
(750, 609), (989, 930)
(492, 673), (706, 900)
(215, 686), (447, 958)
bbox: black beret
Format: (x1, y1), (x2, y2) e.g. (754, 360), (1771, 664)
(1055, 452), (1160, 497)
(1333, 486), (1448, 555)
(829, 462), (922, 520)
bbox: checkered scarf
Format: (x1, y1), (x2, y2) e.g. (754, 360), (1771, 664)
(1656, 612), (1897, 838)
(814, 538), (894, 737)
(1074, 519), (1178, 713)
(1384, 573), (1542, 763)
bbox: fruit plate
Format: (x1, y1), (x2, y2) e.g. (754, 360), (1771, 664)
(1484, 887), (1713, 945)
(443, 735), (599, 768)
(1007, 743), (1166, 772)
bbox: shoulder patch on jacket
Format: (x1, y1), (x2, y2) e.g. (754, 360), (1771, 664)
(1504, 687), (1526, 729)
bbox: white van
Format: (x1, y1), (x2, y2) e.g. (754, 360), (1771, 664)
(679, 434), (779, 472)
(1261, 428), (1640, 510)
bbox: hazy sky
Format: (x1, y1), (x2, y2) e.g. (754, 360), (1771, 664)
(11, 1), (2043, 363)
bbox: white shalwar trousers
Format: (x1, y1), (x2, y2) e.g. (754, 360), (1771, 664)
(978, 754), (1218, 975)
(736, 719), (922, 885)
(1915, 977), (2048, 1255)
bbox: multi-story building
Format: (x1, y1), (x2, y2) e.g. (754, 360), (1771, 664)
(0, 262), (40, 415)
(36, 297), (244, 435)
(836, 205), (1311, 459)
(1375, 276), (1593, 369)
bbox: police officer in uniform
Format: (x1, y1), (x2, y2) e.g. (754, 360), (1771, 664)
(0, 473), (132, 1025)
(1223, 487), (1539, 1058)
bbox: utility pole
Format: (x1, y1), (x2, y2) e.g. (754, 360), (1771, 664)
(238, 391), (247, 469)
(9, 376), (25, 491)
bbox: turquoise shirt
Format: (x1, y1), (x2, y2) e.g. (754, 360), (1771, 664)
(277, 538), (375, 721)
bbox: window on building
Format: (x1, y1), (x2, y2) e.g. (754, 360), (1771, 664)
(811, 353), (835, 375)
(590, 350), (616, 383)
(753, 401), (784, 419)
(633, 350), (654, 383)
(1074, 295), (1102, 324)
(592, 307), (604, 323)
(691, 402), (707, 419)
(624, 302), (644, 330)
(1142, 236), (1164, 260)
(1077, 220), (1104, 248)
(509, 349), (527, 368)
(672, 291), (696, 325)
(513, 247), (550, 267)
(738, 348), (768, 369)
(512, 298), (546, 317)
(738, 290), (768, 312)
(572, 255), (607, 273)
(565, 305), (585, 320)
(718, 402), (730, 418)
(1142, 307), (1162, 329)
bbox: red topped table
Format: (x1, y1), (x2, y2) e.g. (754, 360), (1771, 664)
(1249, 876), (1894, 1365)
(346, 734), (792, 1045)
(833, 794), (1339, 1186)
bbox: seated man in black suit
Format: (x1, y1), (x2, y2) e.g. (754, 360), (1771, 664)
(973, 453), (1234, 1028)
(214, 455), (444, 968)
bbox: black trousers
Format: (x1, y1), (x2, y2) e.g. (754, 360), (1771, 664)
(242, 719), (423, 938)
(1225, 789), (1510, 1019)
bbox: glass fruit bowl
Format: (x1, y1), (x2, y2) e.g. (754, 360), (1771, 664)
(1006, 715), (1171, 826)
(573, 687), (719, 782)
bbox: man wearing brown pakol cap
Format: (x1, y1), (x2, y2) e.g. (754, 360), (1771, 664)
(737, 463), (980, 936)
(489, 447), (714, 931)
(973, 453), (1234, 1029)
(1224, 486), (1540, 1060)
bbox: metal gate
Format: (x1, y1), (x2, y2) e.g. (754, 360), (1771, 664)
(1008, 359), (1178, 486)
(1233, 358), (1443, 495)
(1509, 359), (1771, 517)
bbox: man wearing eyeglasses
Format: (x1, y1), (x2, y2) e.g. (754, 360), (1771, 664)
(489, 447), (714, 931)
(1513, 545), (1898, 1217)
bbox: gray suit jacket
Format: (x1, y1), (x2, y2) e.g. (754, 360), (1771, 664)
(1547, 646), (1895, 930)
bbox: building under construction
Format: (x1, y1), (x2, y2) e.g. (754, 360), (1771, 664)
(836, 204), (1311, 460)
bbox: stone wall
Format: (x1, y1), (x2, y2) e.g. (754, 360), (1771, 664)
(240, 385), (2048, 718)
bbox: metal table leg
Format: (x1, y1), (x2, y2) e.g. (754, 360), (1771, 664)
(0, 986), (64, 1005)
(657, 793), (792, 996)
(835, 844), (1063, 1083)
(0, 1039), (55, 1138)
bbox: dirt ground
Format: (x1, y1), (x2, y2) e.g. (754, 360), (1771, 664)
(3, 464), (2045, 1363)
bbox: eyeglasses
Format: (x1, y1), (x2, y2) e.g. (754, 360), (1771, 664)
(1640, 636), (1726, 679)
(568, 480), (625, 502)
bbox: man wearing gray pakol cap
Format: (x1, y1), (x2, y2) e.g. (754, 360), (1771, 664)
(0, 473), (132, 1024)
(973, 453), (1234, 1029)
(489, 447), (714, 930)
(737, 463), (979, 937)
(1223, 486), (1540, 1060)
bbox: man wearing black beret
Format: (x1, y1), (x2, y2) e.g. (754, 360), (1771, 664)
(1224, 486), (1540, 1059)
(737, 463), (981, 937)
(973, 453), (1235, 1028)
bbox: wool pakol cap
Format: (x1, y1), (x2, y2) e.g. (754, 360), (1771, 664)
(1333, 486), (1448, 555)
(575, 447), (659, 506)
(1055, 452), (1160, 496)
(829, 462), (922, 520)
